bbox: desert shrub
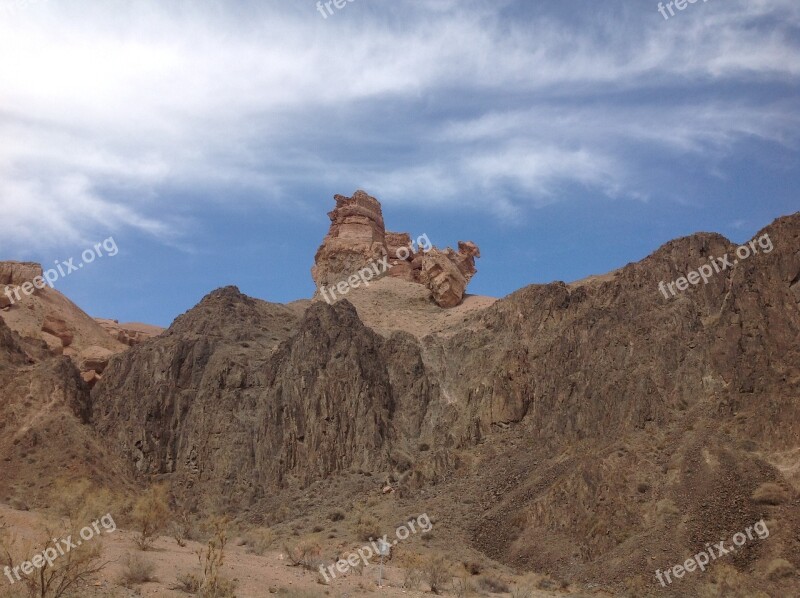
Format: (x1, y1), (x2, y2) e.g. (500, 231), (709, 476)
(355, 513), (381, 542)
(397, 552), (424, 590)
(0, 518), (108, 598)
(424, 555), (451, 594)
(196, 518), (237, 598)
(510, 587), (534, 598)
(477, 575), (511, 593)
(131, 484), (171, 550)
(175, 572), (202, 593)
(170, 510), (193, 547)
(328, 511), (345, 522)
(120, 552), (157, 586)
(283, 540), (322, 571)
(243, 527), (274, 555)
(452, 575), (473, 597)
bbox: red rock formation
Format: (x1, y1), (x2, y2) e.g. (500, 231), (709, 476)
(311, 190), (387, 288)
(312, 191), (480, 307)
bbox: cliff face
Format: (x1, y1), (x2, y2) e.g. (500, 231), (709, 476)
(89, 212), (800, 595)
(312, 190), (481, 307)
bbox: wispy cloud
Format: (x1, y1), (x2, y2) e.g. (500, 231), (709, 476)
(0, 0), (797, 249)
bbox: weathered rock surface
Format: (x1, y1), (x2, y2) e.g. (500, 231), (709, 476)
(311, 191), (387, 289)
(94, 318), (164, 346)
(0, 261), (43, 287)
(312, 191), (480, 307)
(0, 317), (134, 508)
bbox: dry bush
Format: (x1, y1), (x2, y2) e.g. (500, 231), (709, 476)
(510, 587), (534, 598)
(1, 481), (115, 598)
(119, 552), (157, 586)
(424, 555), (451, 594)
(477, 574), (511, 593)
(175, 571), (202, 593)
(355, 512), (381, 542)
(131, 484), (171, 550)
(283, 540), (322, 571)
(194, 518), (237, 597)
(243, 527), (274, 556)
(397, 552), (424, 590)
(170, 510), (193, 547)
(1, 521), (108, 598)
(452, 575), (473, 597)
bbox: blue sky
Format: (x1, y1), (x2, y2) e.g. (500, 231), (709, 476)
(0, 0), (798, 327)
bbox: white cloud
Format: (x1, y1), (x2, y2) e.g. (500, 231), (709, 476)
(0, 0), (797, 249)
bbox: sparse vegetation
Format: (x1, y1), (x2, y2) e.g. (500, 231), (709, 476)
(120, 552), (157, 586)
(476, 574), (511, 593)
(131, 484), (171, 551)
(283, 540), (322, 571)
(196, 518), (237, 597)
(424, 555), (451, 594)
(243, 527), (274, 555)
(0, 519), (108, 598)
(355, 512), (381, 542)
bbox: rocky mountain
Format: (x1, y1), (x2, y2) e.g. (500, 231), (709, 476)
(86, 198), (800, 595)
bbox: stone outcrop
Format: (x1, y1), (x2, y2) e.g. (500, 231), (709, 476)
(0, 261), (43, 287)
(94, 318), (164, 346)
(312, 191), (480, 307)
(311, 191), (387, 289)
(0, 262), (45, 307)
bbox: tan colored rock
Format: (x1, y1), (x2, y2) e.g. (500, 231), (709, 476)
(420, 249), (470, 308)
(311, 191), (388, 288)
(312, 191), (480, 307)
(94, 318), (164, 346)
(41, 315), (73, 348)
(0, 261), (43, 286)
(81, 369), (101, 389)
(78, 345), (114, 374)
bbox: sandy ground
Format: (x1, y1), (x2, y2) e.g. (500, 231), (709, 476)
(0, 504), (595, 598)
(311, 277), (497, 340)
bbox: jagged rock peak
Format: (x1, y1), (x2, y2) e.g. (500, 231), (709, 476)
(312, 190), (481, 307)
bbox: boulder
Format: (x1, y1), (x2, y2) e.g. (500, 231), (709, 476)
(41, 316), (73, 348)
(78, 345), (114, 374)
(420, 249), (470, 308)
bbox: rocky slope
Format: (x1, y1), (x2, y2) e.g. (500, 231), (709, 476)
(90, 211), (800, 595)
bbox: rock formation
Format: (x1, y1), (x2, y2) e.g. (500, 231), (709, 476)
(94, 318), (164, 346)
(90, 213), (800, 597)
(312, 190), (480, 307)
